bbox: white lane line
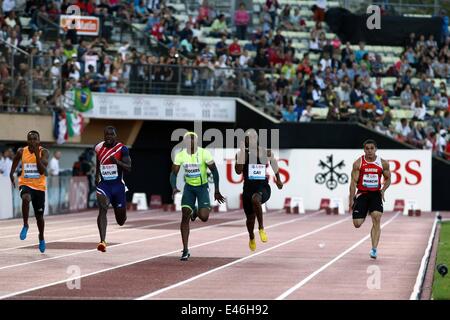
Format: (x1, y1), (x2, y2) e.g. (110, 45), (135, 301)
(136, 211), (343, 300)
(0, 210), (319, 299)
(276, 211), (401, 300)
(410, 212), (439, 300)
(0, 209), (256, 271)
(0, 209), (240, 253)
(0, 208), (160, 230)
(0, 210), (178, 240)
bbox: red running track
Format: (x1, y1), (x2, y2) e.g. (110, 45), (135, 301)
(0, 208), (439, 300)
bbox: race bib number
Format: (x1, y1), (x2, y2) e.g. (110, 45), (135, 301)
(362, 173), (379, 188)
(101, 164), (118, 180)
(248, 164), (266, 180)
(23, 163), (40, 179)
(184, 163), (200, 178)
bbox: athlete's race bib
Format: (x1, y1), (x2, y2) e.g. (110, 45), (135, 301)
(23, 163), (40, 179)
(101, 164), (118, 180)
(248, 164), (266, 180)
(362, 173), (379, 189)
(184, 163), (201, 178)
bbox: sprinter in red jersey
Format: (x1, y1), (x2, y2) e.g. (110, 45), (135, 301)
(349, 139), (391, 259)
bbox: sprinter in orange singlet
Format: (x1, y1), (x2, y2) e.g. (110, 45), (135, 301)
(9, 131), (49, 253)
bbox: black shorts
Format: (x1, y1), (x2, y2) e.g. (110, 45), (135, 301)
(242, 183), (271, 216)
(19, 185), (45, 216)
(352, 191), (383, 220)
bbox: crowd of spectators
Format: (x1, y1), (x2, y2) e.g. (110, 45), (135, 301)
(0, 0), (449, 159)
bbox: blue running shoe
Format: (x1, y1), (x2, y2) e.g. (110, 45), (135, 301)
(370, 248), (377, 259)
(39, 240), (46, 253)
(19, 226), (29, 240)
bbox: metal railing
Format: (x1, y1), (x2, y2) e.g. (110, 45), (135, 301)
(0, 49), (62, 114)
(116, 63), (276, 105)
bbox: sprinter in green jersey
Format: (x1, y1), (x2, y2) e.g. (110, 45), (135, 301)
(170, 132), (226, 261)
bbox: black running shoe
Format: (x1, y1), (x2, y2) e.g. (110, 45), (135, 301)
(180, 249), (190, 261)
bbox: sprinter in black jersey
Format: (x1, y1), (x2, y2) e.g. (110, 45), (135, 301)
(235, 130), (283, 251)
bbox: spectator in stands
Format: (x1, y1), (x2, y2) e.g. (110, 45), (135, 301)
(279, 4), (292, 31)
(411, 96), (427, 121)
(281, 103), (298, 122)
(309, 33), (320, 53)
(355, 42), (367, 64)
(228, 37), (241, 61)
(240, 71), (255, 92)
(180, 34), (194, 58)
(407, 120), (425, 148)
(135, 0), (150, 21)
(405, 32), (416, 48)
(253, 48), (269, 69)
(210, 14), (228, 38)
(234, 2), (250, 40)
(0, 148), (13, 176)
(417, 73), (432, 96)
(197, 0), (213, 27)
(439, 9), (449, 44)
(178, 22), (193, 41)
(260, 5), (272, 35)
(400, 84), (413, 108)
(215, 34), (228, 58)
(437, 129), (448, 157)
(2, 0), (15, 15)
(266, 0), (280, 29)
(443, 110), (450, 129)
(299, 104), (317, 122)
(48, 151), (62, 176)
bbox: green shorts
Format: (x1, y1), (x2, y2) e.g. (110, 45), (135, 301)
(181, 183), (211, 212)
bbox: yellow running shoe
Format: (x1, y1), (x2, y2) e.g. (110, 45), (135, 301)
(97, 241), (107, 252)
(249, 238), (256, 251)
(259, 228), (268, 243)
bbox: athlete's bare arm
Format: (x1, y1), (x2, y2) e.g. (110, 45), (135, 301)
(170, 164), (181, 198)
(110, 155), (131, 172)
(34, 148), (49, 175)
(9, 148), (23, 188)
(207, 162), (226, 204)
(95, 157), (100, 186)
(235, 141), (245, 174)
(380, 159), (391, 202)
(268, 149), (283, 190)
(348, 158), (361, 212)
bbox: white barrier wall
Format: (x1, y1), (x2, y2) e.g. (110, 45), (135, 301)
(0, 176), (13, 219)
(176, 149), (432, 212)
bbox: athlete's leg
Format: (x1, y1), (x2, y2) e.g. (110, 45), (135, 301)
(35, 213), (45, 241)
(196, 185), (212, 222)
(353, 218), (365, 228)
(180, 185), (196, 255)
(251, 193), (264, 230)
(243, 192), (257, 251)
(370, 211), (382, 249)
(21, 193), (31, 228)
(352, 193), (368, 228)
(197, 208), (210, 222)
(32, 191), (46, 242)
(246, 212), (256, 240)
(180, 207), (191, 251)
(113, 208), (127, 226)
(112, 184), (127, 226)
(96, 192), (110, 242)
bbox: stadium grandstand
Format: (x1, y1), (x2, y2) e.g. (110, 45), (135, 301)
(0, 0), (449, 304)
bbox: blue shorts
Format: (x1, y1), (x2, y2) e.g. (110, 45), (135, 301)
(96, 181), (126, 209)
